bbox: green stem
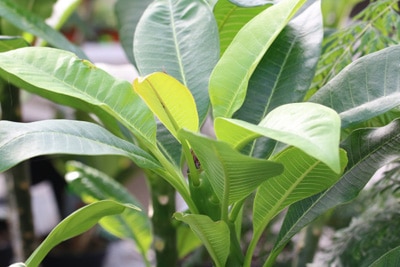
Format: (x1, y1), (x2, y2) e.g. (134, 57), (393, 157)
(1, 80), (35, 260)
(148, 172), (178, 267)
(181, 139), (199, 186)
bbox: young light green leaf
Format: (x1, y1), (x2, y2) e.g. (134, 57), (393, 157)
(178, 129), (283, 209)
(209, 0), (307, 118)
(0, 0), (86, 58)
(245, 148), (347, 265)
(0, 47), (156, 146)
(0, 120), (162, 173)
(25, 200), (139, 267)
(215, 103), (341, 173)
(214, 1), (269, 55)
(310, 45), (400, 128)
(134, 72), (199, 139)
(65, 161), (152, 263)
(269, 119), (400, 265)
(134, 0), (219, 123)
(174, 213), (230, 267)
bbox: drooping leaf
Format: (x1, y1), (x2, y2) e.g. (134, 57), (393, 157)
(0, 36), (29, 52)
(115, 0), (152, 65)
(310, 45), (400, 128)
(174, 213), (230, 267)
(134, 0), (219, 123)
(233, 1), (322, 124)
(24, 200), (139, 267)
(269, 119), (400, 265)
(245, 148), (347, 265)
(0, 47), (156, 146)
(209, 0), (307, 118)
(215, 103), (342, 173)
(177, 224), (202, 259)
(65, 161), (152, 263)
(134, 72), (199, 139)
(178, 129), (283, 208)
(0, 120), (161, 173)
(0, 0), (86, 58)
(370, 246), (400, 267)
(214, 0), (269, 55)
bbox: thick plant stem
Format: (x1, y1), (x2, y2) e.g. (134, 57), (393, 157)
(148, 172), (178, 267)
(1, 81), (35, 260)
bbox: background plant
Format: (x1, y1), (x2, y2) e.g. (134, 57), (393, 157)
(0, 0), (399, 266)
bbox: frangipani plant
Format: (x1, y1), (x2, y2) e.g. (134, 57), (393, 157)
(1, 0), (400, 266)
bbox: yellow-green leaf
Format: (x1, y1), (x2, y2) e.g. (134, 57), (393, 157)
(134, 72), (199, 139)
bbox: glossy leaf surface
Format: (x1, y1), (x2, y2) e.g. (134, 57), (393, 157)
(134, 72), (199, 139)
(215, 103), (341, 173)
(179, 129), (283, 206)
(209, 0), (306, 118)
(134, 0), (219, 123)
(0, 47), (156, 146)
(270, 119), (400, 264)
(174, 213), (230, 267)
(65, 161), (152, 262)
(310, 45), (400, 128)
(25, 200), (139, 267)
(233, 1), (322, 124)
(0, 120), (161, 173)
(0, 0), (86, 58)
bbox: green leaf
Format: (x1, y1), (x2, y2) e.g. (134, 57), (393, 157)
(115, 0), (153, 65)
(174, 213), (230, 267)
(134, 72), (199, 139)
(134, 0), (219, 123)
(215, 103), (342, 173)
(177, 224), (202, 259)
(0, 36), (29, 52)
(25, 200), (139, 267)
(269, 119), (400, 265)
(0, 0), (86, 58)
(214, 0), (269, 55)
(233, 1), (322, 124)
(178, 129), (283, 214)
(310, 45), (400, 128)
(0, 47), (156, 146)
(245, 148), (347, 265)
(65, 161), (152, 263)
(0, 120), (161, 173)
(370, 246), (400, 267)
(209, 0), (307, 118)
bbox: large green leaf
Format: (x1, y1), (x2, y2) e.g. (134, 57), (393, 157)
(0, 36), (28, 52)
(0, 47), (156, 146)
(25, 200), (139, 267)
(133, 0), (219, 123)
(370, 246), (400, 267)
(214, 0), (269, 55)
(245, 148), (347, 265)
(65, 161), (152, 264)
(0, 0), (86, 58)
(310, 45), (400, 128)
(268, 119), (400, 265)
(215, 103), (342, 173)
(134, 72), (199, 139)
(115, 0), (152, 65)
(0, 120), (161, 173)
(178, 129), (283, 216)
(174, 213), (230, 267)
(209, 0), (307, 118)
(233, 1), (322, 124)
